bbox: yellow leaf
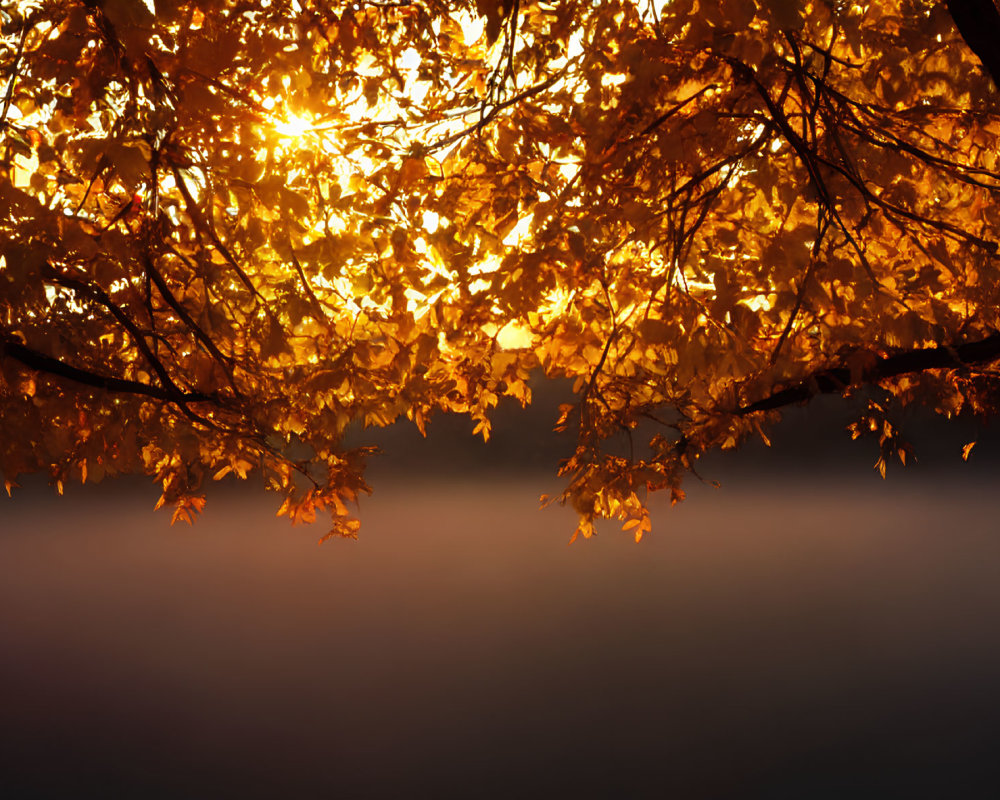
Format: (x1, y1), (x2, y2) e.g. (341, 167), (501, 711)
(399, 157), (428, 187)
(472, 419), (491, 442)
(276, 496), (292, 518)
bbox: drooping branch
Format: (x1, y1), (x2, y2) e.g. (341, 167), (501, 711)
(739, 333), (1000, 415)
(1, 334), (215, 404)
(40, 264), (204, 402)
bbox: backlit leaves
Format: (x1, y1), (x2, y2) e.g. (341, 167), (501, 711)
(2, 0), (1000, 540)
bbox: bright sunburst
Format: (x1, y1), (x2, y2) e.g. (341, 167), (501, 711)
(273, 112), (313, 139)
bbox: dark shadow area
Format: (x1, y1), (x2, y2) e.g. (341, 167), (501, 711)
(3, 468), (1000, 798)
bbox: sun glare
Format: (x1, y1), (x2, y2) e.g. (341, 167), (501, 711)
(254, 2), (675, 338)
(274, 113), (312, 139)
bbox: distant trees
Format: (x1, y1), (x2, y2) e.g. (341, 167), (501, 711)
(2, 1), (1000, 540)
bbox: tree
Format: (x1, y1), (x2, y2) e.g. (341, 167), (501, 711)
(2, 0), (1000, 541)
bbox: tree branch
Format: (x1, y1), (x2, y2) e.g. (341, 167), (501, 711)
(739, 332), (1000, 415)
(1, 335), (213, 404)
(43, 266), (189, 397)
(170, 165), (263, 300)
(426, 73), (562, 152)
(141, 253), (241, 394)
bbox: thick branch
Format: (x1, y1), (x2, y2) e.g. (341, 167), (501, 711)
(739, 333), (1000, 414)
(1, 335), (213, 404)
(43, 267), (187, 397)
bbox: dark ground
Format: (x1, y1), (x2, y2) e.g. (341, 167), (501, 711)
(3, 382), (1000, 799)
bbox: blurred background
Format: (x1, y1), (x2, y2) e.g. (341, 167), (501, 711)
(4, 381), (1000, 799)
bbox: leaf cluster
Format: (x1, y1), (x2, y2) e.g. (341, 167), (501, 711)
(3, 0), (1000, 541)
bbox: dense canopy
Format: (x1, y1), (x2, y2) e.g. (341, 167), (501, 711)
(3, 0), (1000, 540)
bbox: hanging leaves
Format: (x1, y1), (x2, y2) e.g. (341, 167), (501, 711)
(2, 0), (1000, 542)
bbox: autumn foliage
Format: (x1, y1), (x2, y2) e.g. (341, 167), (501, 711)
(3, 0), (1000, 540)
